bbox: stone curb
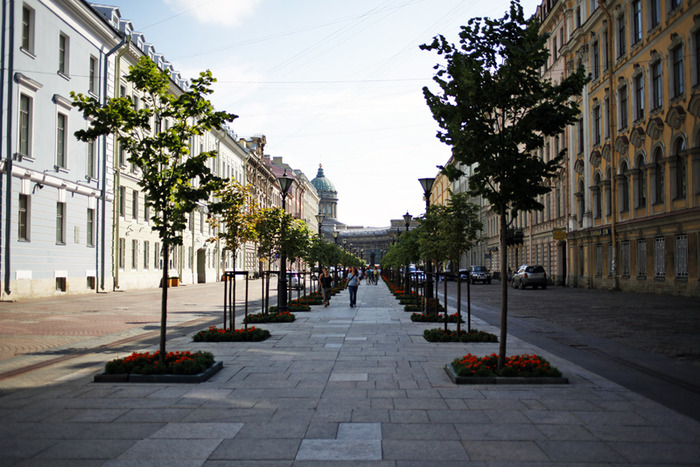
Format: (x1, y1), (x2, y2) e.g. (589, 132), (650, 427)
(93, 360), (223, 383)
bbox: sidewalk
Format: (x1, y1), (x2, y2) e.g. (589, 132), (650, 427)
(1, 280), (699, 465)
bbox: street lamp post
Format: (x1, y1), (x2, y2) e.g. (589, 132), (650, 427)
(315, 212), (325, 292)
(403, 211), (411, 295)
(277, 170), (294, 312)
(418, 178), (435, 301)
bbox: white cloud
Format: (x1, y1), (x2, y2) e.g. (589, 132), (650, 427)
(164, 0), (262, 27)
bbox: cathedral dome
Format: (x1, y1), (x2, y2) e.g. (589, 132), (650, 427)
(311, 165), (337, 195)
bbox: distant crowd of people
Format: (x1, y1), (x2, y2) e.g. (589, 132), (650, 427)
(318, 266), (381, 308)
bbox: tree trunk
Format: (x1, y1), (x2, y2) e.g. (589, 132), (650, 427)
(160, 244), (169, 366)
(498, 211), (508, 370)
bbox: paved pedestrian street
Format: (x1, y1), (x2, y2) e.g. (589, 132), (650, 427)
(1, 280), (699, 465)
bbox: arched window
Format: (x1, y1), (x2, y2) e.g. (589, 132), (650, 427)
(673, 138), (686, 199)
(653, 148), (664, 204)
(620, 161), (629, 212)
(636, 154), (646, 208)
(577, 179), (585, 225)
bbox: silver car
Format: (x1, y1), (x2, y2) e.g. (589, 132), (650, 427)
(512, 265), (547, 289)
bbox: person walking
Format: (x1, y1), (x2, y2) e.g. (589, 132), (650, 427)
(318, 267), (333, 307)
(366, 268), (372, 285)
(346, 267), (360, 308)
(373, 268), (379, 285)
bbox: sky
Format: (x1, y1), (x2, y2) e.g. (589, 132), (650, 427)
(98, 0), (541, 227)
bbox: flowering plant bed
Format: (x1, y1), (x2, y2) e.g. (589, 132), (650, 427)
(244, 311), (295, 323)
(423, 328), (497, 342)
(445, 353), (568, 385)
(94, 350), (222, 383)
(400, 299), (421, 305)
(193, 326), (271, 342)
(410, 312), (463, 323)
(405, 304), (444, 312)
(269, 304), (311, 312)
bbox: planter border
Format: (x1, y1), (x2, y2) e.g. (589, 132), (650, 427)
(444, 363), (568, 385)
(94, 361), (223, 383)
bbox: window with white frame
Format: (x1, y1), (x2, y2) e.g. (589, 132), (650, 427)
(18, 93), (32, 157)
(675, 234), (688, 278)
(87, 140), (96, 179)
(617, 14), (626, 58)
(56, 112), (67, 169)
(132, 189), (139, 220)
(118, 238), (125, 269)
(119, 186), (126, 217)
(89, 56), (98, 94)
(632, 0), (642, 45)
(58, 33), (69, 76)
(671, 44), (684, 98)
(86, 208), (95, 247)
(56, 202), (66, 244)
(144, 241), (150, 269)
(621, 241), (631, 277)
(637, 239), (647, 277)
(651, 61), (663, 109)
(132, 240), (138, 269)
(654, 236), (665, 278)
(18, 194), (30, 241)
(21, 5), (35, 54)
(633, 73), (644, 121)
(592, 40), (600, 80)
(618, 84), (628, 129)
(649, 0), (660, 30)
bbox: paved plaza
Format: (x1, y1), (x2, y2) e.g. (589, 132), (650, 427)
(1, 280), (699, 465)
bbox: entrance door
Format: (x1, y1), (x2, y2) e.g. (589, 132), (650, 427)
(197, 249), (206, 283)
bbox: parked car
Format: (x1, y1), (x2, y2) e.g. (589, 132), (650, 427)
(413, 271), (425, 285)
(469, 265), (492, 284)
(458, 269), (470, 281)
(288, 272), (305, 290)
(511, 265), (547, 289)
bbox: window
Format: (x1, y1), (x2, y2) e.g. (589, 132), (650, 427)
(553, 36), (558, 61)
(593, 105), (601, 145)
(593, 173), (602, 218)
(132, 189), (139, 220)
(634, 74), (644, 121)
(619, 85), (628, 129)
(592, 41), (600, 80)
(604, 97), (611, 139)
(56, 202), (66, 244)
(155, 242), (161, 269)
(673, 139), (686, 199)
(132, 240), (138, 269)
(636, 155), (646, 208)
(144, 241), (150, 269)
(696, 30), (700, 86)
(575, 6), (581, 28)
(637, 239), (647, 277)
(632, 1), (642, 44)
(18, 93), (32, 157)
(617, 14), (626, 58)
(577, 118), (584, 154)
(119, 186), (126, 217)
(58, 33), (69, 76)
(144, 195), (150, 222)
(118, 238), (125, 269)
(606, 169), (612, 215)
(669, 0), (681, 10)
(89, 56), (98, 94)
(87, 140), (96, 179)
(654, 237), (665, 278)
(21, 5), (35, 53)
(595, 244), (603, 276)
(56, 113), (67, 169)
(675, 234), (688, 278)
(653, 149), (664, 203)
(118, 142), (126, 166)
(621, 241), (630, 278)
(87, 208), (95, 247)
(649, 0), (660, 29)
(18, 194), (29, 241)
(651, 61), (662, 109)
(602, 31), (609, 71)
(620, 161), (630, 212)
(671, 45), (684, 98)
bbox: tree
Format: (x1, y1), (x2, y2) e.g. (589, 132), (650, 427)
(72, 57), (236, 365)
(421, 0), (588, 368)
(207, 181), (260, 329)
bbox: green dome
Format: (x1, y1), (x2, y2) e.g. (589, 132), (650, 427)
(311, 165), (337, 195)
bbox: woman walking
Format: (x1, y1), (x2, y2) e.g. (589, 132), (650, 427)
(318, 268), (333, 307)
(346, 267), (360, 308)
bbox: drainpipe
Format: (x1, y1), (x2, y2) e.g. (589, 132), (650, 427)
(110, 36), (131, 291)
(1, 0), (14, 297)
(598, 1), (618, 290)
(98, 35), (130, 292)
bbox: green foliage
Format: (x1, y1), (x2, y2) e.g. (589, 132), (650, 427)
(423, 328), (498, 343)
(104, 350), (215, 375)
(208, 181), (260, 261)
(244, 312), (295, 323)
(192, 326), (271, 342)
(381, 228), (421, 270)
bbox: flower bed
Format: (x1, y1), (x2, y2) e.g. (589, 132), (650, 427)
(269, 304), (311, 312)
(405, 304), (445, 312)
(244, 311), (295, 323)
(193, 326), (271, 342)
(451, 353), (561, 377)
(423, 328), (497, 342)
(103, 350), (214, 375)
(410, 312), (463, 323)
